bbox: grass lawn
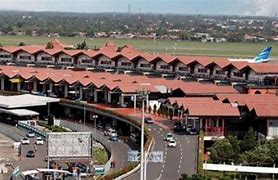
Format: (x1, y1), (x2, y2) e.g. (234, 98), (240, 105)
(0, 35), (278, 57)
(93, 147), (109, 165)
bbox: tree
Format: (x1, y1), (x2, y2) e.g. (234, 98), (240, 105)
(209, 138), (235, 163)
(240, 127), (257, 152)
(18, 42), (25, 46)
(77, 40), (88, 50)
(240, 144), (273, 166)
(227, 135), (241, 162)
(46, 42), (54, 49)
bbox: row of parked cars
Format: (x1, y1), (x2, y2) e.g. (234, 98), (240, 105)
(174, 122), (198, 135)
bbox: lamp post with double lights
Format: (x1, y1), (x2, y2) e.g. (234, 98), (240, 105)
(92, 114), (98, 165)
(136, 89), (150, 180)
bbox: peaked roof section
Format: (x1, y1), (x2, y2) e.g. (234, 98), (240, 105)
(168, 97), (240, 117)
(51, 39), (67, 49)
(120, 45), (142, 60)
(216, 94), (278, 118)
(155, 54), (178, 64)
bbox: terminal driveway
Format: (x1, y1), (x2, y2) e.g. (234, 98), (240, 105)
(88, 104), (198, 179)
(125, 123), (197, 180)
(0, 123), (47, 171)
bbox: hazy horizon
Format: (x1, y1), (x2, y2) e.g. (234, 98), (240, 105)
(0, 0), (277, 17)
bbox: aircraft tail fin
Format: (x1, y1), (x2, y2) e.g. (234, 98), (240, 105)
(253, 47), (272, 63)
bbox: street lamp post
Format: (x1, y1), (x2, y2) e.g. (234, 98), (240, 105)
(136, 89), (150, 180)
(92, 114), (98, 170)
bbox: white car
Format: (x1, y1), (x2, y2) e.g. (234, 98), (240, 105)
(21, 137), (30, 145)
(164, 133), (174, 141)
(168, 139), (177, 147)
(35, 137), (44, 145)
(104, 128), (116, 136)
(27, 131), (35, 138)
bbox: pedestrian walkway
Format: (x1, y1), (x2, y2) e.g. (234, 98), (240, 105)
(90, 103), (178, 130)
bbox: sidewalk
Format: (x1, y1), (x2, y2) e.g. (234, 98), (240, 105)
(90, 103), (178, 130)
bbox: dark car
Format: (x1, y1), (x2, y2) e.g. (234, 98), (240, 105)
(144, 117), (153, 124)
(173, 122), (186, 134)
(189, 128), (198, 135)
(26, 150), (35, 158)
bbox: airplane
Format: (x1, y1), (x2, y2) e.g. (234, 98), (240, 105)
(228, 47), (272, 63)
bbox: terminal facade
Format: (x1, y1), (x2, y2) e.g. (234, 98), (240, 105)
(0, 39), (277, 86)
(0, 40), (277, 142)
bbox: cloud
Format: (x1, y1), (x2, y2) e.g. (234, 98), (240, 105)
(245, 0), (278, 16)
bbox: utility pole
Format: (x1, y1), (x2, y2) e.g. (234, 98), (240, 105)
(136, 89), (150, 180)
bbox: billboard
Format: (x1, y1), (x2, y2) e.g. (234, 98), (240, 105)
(48, 132), (92, 159)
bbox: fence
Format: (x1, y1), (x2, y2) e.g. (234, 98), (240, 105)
(203, 163), (278, 174)
(17, 121), (48, 139)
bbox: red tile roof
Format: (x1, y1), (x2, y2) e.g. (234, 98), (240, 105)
(168, 97), (240, 117)
(216, 94), (278, 117)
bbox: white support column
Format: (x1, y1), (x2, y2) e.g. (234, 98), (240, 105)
(120, 95), (125, 107)
(107, 92), (111, 103)
(33, 81), (37, 92)
(17, 82), (21, 91)
(104, 90), (108, 102)
(74, 86), (78, 96)
(216, 119), (219, 127)
(42, 84), (46, 92)
(200, 118), (203, 129)
(133, 94), (137, 109)
(79, 87), (83, 100)
(112, 119), (117, 126)
(146, 94), (149, 109)
(49, 83), (53, 92)
(64, 85), (68, 98)
(94, 89), (98, 103)
(0, 78), (4, 90)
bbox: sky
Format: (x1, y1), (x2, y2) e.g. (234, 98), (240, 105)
(0, 0), (277, 16)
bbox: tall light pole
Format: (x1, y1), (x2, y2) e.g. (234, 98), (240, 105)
(136, 89), (150, 180)
(92, 114), (98, 164)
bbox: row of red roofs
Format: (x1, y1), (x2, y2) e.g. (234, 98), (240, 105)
(0, 40), (277, 74)
(168, 93), (278, 118)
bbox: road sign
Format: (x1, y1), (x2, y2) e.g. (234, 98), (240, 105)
(147, 151), (163, 163)
(94, 166), (105, 175)
(12, 166), (20, 177)
(128, 150), (140, 162)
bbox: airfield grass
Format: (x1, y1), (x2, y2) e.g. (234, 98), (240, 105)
(0, 35), (278, 57)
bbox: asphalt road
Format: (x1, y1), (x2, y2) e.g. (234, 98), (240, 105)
(125, 123), (197, 180)
(0, 123), (47, 171)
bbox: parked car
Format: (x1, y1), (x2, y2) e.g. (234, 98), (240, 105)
(104, 128), (116, 136)
(189, 128), (198, 135)
(96, 123), (104, 129)
(130, 133), (139, 143)
(168, 139), (177, 147)
(35, 137), (44, 145)
(173, 122), (186, 133)
(27, 131), (35, 138)
(164, 133), (174, 141)
(109, 132), (119, 141)
(26, 150), (35, 158)
(144, 117), (153, 124)
(186, 125), (193, 134)
(21, 137), (30, 145)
